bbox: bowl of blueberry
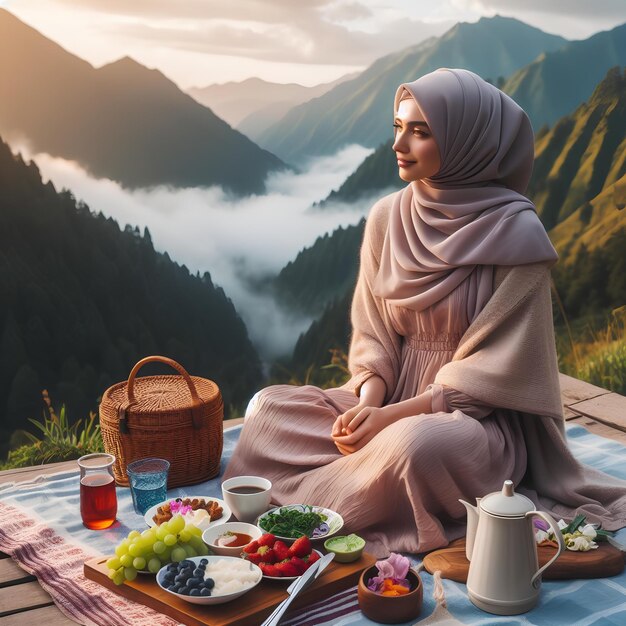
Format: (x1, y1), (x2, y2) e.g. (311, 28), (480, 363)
(156, 556), (262, 605)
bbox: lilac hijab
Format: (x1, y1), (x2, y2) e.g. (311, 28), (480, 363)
(374, 68), (558, 316)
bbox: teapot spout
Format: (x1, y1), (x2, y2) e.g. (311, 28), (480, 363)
(459, 498), (480, 561)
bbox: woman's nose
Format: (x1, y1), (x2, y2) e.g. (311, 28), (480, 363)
(392, 134), (408, 153)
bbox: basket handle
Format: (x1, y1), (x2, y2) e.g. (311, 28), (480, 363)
(125, 356), (204, 430)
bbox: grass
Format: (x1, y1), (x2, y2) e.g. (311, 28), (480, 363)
(0, 391), (104, 470)
(556, 307), (626, 395)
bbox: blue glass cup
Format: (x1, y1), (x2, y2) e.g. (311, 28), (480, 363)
(126, 458), (170, 515)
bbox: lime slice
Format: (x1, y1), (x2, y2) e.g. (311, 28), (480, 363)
(325, 534), (365, 553)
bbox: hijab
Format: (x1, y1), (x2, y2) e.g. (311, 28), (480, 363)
(374, 68), (558, 316)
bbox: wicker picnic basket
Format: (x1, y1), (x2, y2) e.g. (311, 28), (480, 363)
(99, 356), (223, 488)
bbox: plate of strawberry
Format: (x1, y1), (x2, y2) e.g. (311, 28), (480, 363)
(241, 533), (322, 580)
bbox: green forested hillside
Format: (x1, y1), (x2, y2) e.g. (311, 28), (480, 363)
(255, 16), (566, 162)
(0, 137), (263, 456)
(0, 9), (285, 195)
(273, 221), (364, 316)
(529, 67), (626, 229)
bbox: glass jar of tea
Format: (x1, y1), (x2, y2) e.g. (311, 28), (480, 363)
(78, 453), (118, 530)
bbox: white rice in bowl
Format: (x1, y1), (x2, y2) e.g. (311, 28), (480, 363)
(204, 558), (262, 595)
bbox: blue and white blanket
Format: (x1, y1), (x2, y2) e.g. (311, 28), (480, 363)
(1, 423), (626, 626)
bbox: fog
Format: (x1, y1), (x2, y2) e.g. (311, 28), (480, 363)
(18, 144), (374, 361)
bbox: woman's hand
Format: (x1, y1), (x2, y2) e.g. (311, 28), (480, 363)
(332, 403), (365, 437)
(332, 405), (394, 455)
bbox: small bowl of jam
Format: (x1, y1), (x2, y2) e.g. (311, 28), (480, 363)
(202, 522), (263, 557)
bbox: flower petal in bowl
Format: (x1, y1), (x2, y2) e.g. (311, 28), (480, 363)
(256, 504), (344, 543)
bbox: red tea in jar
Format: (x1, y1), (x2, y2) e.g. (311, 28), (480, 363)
(78, 454), (118, 530)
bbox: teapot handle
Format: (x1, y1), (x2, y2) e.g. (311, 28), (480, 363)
(526, 510), (566, 589)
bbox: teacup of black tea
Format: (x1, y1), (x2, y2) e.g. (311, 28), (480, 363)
(221, 475), (272, 523)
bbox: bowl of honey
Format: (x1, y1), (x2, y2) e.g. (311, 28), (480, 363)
(202, 522), (263, 556)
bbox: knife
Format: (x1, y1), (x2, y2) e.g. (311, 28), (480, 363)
(261, 552), (336, 626)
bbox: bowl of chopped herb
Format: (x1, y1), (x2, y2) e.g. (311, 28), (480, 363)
(256, 504), (344, 543)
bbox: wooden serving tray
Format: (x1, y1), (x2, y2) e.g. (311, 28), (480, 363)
(423, 538), (625, 583)
(84, 553), (375, 626)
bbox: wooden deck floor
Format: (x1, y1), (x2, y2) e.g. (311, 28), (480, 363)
(2, 380), (626, 624)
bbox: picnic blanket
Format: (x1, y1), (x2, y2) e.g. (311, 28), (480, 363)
(2, 423), (626, 626)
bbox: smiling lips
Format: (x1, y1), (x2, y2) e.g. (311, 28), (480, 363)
(397, 158), (416, 168)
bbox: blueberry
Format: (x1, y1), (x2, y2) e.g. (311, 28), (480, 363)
(174, 574), (186, 584)
(181, 560), (193, 568)
(204, 578), (215, 589)
(200, 588), (211, 596)
(167, 563), (178, 571)
(178, 585), (190, 595)
(193, 568), (204, 577)
(189, 588), (200, 596)
(200, 559), (208, 565)
(167, 584), (177, 592)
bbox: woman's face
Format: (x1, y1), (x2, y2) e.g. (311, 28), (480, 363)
(392, 97), (441, 182)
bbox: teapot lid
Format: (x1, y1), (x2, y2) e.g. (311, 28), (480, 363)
(480, 480), (535, 517)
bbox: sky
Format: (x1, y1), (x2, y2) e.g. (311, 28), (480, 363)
(4, 0), (625, 88)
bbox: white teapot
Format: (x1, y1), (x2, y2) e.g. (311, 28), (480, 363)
(459, 480), (565, 615)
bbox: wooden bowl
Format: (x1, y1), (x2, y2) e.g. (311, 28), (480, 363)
(357, 565), (423, 624)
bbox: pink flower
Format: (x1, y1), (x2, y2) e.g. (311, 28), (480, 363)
(367, 553), (411, 592)
(170, 500), (192, 516)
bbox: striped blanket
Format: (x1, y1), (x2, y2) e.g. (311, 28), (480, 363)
(1, 423), (626, 626)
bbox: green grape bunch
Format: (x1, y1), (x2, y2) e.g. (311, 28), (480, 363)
(106, 514), (210, 585)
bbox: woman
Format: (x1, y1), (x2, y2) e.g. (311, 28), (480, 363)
(224, 68), (626, 556)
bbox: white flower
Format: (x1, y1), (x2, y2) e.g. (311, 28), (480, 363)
(566, 535), (598, 551)
(581, 524), (597, 540)
(557, 519), (569, 531)
(535, 530), (549, 544)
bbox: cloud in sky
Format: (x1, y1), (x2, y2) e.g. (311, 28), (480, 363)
(471, 0), (626, 19)
(4, 0), (454, 86)
(4, 1), (623, 87)
(12, 140), (374, 360)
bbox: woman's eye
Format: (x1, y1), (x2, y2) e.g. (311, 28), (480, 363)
(393, 123), (402, 133)
(413, 129), (429, 138)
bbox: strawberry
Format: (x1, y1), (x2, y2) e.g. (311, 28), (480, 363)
(258, 533), (276, 547)
(243, 540), (259, 554)
(275, 560), (300, 577)
(306, 550), (321, 565)
(273, 540), (290, 561)
(290, 556), (308, 575)
(257, 546), (277, 563)
(244, 551), (264, 565)
(260, 563), (280, 577)
(288, 535), (312, 558)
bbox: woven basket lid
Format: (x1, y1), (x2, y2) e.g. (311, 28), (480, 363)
(101, 356), (221, 418)
(104, 374), (220, 413)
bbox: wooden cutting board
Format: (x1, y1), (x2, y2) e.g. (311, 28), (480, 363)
(423, 538), (625, 583)
(84, 553), (374, 626)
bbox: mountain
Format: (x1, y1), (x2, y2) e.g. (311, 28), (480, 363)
(0, 9), (285, 194)
(502, 23), (626, 129)
(254, 16), (568, 162)
(528, 66), (626, 230)
(188, 75), (356, 133)
(0, 135), (263, 456)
